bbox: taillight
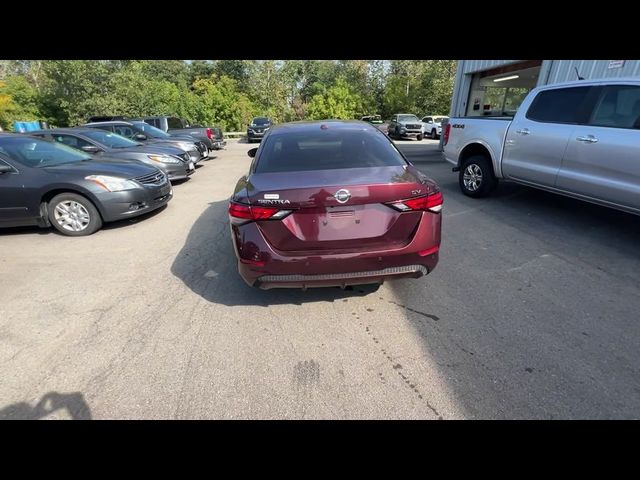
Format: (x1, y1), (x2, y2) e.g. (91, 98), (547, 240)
(206, 128), (213, 139)
(388, 191), (443, 214)
(443, 123), (451, 146)
(228, 202), (292, 224)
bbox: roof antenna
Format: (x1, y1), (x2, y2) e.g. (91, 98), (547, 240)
(574, 66), (585, 81)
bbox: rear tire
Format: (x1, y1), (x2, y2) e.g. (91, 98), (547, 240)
(459, 155), (498, 198)
(48, 193), (102, 236)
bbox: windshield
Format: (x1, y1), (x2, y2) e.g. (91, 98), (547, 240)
(0, 136), (91, 167)
(131, 121), (171, 138)
(83, 129), (139, 149)
(255, 128), (407, 174)
(252, 118), (271, 126)
(398, 115), (420, 122)
(433, 116), (448, 123)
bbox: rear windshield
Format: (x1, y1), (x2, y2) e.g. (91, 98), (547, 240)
(254, 128), (407, 174)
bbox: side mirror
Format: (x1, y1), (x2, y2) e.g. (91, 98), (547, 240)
(134, 133), (147, 141)
(0, 164), (13, 174)
(81, 145), (101, 153)
(248, 147), (258, 158)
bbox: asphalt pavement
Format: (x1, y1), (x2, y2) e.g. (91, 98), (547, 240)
(1, 138), (639, 419)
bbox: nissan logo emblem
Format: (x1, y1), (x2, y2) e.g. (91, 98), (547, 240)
(334, 189), (351, 204)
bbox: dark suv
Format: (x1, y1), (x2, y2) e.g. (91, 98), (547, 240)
(247, 117), (272, 143)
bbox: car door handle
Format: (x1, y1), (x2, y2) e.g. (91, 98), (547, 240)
(576, 135), (598, 143)
(515, 128), (530, 135)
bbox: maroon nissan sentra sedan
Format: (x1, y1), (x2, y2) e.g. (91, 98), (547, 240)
(229, 120), (442, 289)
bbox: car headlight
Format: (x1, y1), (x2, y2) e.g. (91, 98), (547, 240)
(400, 127), (406, 133)
(248, 128), (254, 133)
(148, 154), (182, 164)
(86, 175), (138, 192)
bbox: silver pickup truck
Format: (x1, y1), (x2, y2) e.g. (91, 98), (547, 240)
(443, 78), (640, 215)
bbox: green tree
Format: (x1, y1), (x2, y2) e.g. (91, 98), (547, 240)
(190, 76), (255, 131)
(39, 60), (117, 126)
(247, 61), (293, 123)
(306, 77), (361, 120)
(0, 81), (18, 130)
(213, 60), (255, 93)
(139, 60), (190, 88)
(189, 60), (215, 84)
(0, 76), (41, 129)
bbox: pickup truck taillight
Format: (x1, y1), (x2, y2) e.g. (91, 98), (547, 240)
(206, 128), (213, 139)
(443, 123), (451, 146)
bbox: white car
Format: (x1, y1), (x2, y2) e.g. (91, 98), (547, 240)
(421, 116), (449, 139)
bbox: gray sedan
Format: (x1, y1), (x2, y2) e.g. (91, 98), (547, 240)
(30, 128), (195, 181)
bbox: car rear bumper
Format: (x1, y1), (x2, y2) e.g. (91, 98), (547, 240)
(231, 211), (441, 289)
(97, 183), (173, 222)
(253, 264), (431, 290)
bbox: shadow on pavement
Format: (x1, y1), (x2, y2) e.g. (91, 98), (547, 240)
(0, 204), (169, 236)
(171, 199), (378, 307)
(386, 178), (640, 419)
(0, 391), (92, 420)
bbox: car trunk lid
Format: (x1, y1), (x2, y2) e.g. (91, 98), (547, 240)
(245, 166), (436, 253)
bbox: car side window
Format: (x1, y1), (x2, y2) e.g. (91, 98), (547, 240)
(589, 85), (640, 129)
(52, 134), (92, 149)
(113, 126), (135, 138)
(167, 117), (183, 129)
(526, 86), (596, 124)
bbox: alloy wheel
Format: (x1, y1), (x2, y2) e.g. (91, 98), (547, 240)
(54, 200), (91, 232)
(463, 164), (483, 192)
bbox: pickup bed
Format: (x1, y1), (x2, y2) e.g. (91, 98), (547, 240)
(443, 78), (640, 215)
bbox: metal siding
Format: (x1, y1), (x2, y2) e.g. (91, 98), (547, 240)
(546, 60), (640, 84)
(461, 60), (521, 74)
(450, 60), (640, 118)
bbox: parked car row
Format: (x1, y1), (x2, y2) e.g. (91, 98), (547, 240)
(136, 116), (226, 151)
(0, 133), (174, 236)
(0, 109), (234, 236)
(30, 128), (197, 181)
(87, 115), (227, 151)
